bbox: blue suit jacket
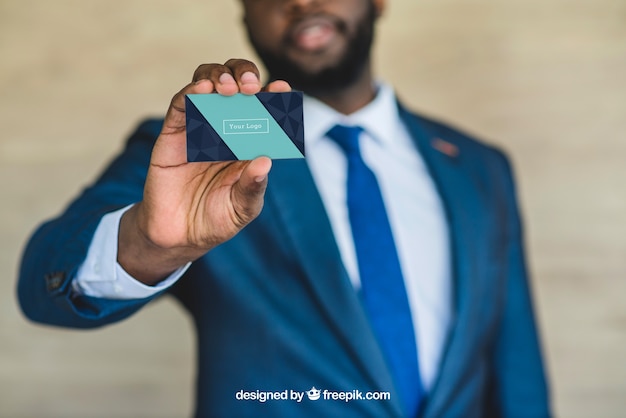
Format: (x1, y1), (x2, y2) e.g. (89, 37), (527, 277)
(18, 104), (551, 417)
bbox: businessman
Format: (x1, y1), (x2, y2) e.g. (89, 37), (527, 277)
(18, 0), (551, 417)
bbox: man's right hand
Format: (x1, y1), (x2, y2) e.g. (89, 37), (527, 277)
(118, 59), (291, 285)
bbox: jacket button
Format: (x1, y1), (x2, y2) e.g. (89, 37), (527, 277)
(45, 272), (66, 292)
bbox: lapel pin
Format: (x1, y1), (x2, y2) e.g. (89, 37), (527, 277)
(431, 138), (459, 158)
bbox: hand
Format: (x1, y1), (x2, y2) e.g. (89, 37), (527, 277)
(118, 59), (291, 285)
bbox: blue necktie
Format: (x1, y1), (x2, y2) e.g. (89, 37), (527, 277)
(327, 125), (424, 417)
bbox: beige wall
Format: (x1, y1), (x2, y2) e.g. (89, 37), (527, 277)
(1, 0), (624, 416)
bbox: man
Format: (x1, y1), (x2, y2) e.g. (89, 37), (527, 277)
(17, 0), (551, 417)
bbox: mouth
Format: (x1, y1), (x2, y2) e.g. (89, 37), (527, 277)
(288, 16), (342, 52)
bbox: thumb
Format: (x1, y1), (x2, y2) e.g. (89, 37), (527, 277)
(231, 157), (272, 225)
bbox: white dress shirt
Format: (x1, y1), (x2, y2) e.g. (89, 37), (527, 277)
(73, 83), (451, 390)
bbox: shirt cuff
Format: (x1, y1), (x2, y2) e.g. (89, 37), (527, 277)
(72, 204), (190, 300)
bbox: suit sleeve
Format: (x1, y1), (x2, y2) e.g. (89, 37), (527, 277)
(487, 152), (552, 417)
(16, 119), (166, 329)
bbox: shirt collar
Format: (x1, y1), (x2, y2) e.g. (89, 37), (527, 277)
(303, 82), (401, 146)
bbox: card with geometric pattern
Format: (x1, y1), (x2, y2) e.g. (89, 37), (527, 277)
(186, 91), (305, 162)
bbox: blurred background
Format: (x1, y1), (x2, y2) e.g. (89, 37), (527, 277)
(1, 0), (624, 416)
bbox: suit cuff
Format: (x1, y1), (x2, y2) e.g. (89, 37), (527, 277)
(72, 204), (190, 300)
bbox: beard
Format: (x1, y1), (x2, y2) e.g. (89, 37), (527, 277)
(246, 2), (377, 96)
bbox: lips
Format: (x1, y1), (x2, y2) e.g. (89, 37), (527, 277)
(289, 16), (340, 52)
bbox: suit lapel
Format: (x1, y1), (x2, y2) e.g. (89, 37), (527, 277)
(266, 159), (404, 417)
(398, 105), (487, 417)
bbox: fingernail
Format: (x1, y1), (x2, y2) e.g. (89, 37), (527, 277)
(240, 71), (258, 84)
(254, 175), (267, 183)
(219, 73), (235, 84)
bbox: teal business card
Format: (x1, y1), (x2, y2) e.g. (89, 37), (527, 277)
(186, 92), (305, 162)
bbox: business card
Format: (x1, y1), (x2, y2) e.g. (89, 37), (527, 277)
(186, 91), (305, 162)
